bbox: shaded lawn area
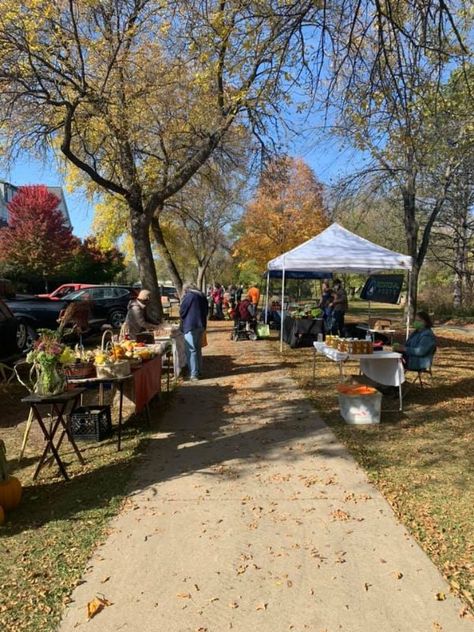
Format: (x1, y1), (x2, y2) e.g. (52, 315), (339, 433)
(0, 381), (172, 632)
(275, 330), (474, 613)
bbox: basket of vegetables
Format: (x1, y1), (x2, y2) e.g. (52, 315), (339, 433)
(63, 345), (96, 379)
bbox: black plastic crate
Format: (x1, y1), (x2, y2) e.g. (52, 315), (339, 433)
(70, 405), (112, 441)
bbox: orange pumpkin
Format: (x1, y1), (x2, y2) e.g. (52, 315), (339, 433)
(0, 440), (22, 510)
(0, 505), (4, 525)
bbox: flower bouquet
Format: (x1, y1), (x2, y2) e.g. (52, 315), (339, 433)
(17, 330), (75, 396)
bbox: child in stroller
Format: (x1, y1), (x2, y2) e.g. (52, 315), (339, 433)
(231, 295), (257, 341)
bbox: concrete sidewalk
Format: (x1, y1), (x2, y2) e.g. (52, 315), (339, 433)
(60, 324), (472, 632)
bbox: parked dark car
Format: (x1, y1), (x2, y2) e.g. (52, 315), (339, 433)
(5, 295), (66, 351)
(0, 298), (23, 360)
(64, 286), (138, 329)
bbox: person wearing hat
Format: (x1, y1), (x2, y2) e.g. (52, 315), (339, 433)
(124, 289), (160, 339)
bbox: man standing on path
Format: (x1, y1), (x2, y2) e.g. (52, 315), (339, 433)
(180, 283), (208, 381)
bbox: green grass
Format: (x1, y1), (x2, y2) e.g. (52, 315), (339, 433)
(0, 384), (173, 632)
(276, 329), (474, 612)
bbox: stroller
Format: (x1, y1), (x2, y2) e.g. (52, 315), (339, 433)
(231, 299), (257, 341)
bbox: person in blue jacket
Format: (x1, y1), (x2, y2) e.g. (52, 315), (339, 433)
(180, 283), (208, 381)
(394, 310), (436, 371)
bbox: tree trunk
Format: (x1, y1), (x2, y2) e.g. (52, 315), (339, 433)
(453, 228), (464, 309)
(151, 216), (183, 296)
(403, 184), (418, 319)
(453, 185), (470, 309)
(196, 264), (209, 292)
(129, 209), (163, 321)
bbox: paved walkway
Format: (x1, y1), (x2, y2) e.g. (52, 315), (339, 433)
(60, 323), (472, 632)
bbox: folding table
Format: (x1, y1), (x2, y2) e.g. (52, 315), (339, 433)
(312, 342), (405, 411)
(21, 388), (86, 481)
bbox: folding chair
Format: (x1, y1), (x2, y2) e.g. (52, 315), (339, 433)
(405, 349), (436, 391)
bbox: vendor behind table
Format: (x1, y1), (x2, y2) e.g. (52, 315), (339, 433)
(123, 289), (161, 339)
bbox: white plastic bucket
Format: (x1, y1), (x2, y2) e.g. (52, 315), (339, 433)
(337, 391), (382, 425)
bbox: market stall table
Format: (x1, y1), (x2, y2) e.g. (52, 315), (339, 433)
(312, 342), (405, 411)
(68, 345), (166, 451)
(66, 375), (131, 451)
(155, 333), (187, 380)
(283, 316), (324, 348)
(21, 388), (86, 481)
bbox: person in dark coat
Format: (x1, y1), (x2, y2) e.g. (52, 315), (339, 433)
(180, 283), (208, 380)
(330, 279), (348, 336)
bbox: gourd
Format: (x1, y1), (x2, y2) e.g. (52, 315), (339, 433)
(0, 440), (22, 510)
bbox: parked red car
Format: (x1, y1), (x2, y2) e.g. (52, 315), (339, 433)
(37, 283), (95, 300)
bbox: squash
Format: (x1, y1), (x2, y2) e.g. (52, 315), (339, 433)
(0, 505), (4, 525)
(0, 440), (22, 511)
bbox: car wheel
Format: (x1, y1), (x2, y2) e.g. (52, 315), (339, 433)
(17, 322), (37, 352)
(109, 310), (126, 329)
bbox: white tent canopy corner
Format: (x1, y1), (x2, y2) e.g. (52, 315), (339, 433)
(265, 223), (413, 350)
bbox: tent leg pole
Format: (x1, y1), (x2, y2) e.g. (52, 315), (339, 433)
(406, 271), (412, 340)
(280, 267), (285, 353)
(265, 272), (270, 324)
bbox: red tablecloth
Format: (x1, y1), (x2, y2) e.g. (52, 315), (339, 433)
(131, 354), (162, 413)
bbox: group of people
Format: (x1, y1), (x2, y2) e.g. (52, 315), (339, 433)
(207, 283), (261, 322)
(123, 282), (436, 385)
(124, 286), (207, 382)
(319, 279), (348, 336)
(125, 283), (261, 382)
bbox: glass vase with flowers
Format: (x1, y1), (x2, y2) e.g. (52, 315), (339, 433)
(22, 330), (75, 396)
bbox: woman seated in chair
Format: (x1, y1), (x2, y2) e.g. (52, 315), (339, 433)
(394, 310), (436, 371)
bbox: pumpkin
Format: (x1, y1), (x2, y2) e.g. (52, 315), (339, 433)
(0, 440), (22, 511)
(0, 505), (4, 525)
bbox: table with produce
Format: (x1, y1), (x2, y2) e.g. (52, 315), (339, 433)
(68, 337), (168, 413)
(282, 304), (324, 348)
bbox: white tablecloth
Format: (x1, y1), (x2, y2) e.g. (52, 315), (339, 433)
(314, 343), (404, 386)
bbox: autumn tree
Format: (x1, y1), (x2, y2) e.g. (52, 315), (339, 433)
(0, 1), (465, 319)
(234, 157), (327, 272)
(0, 185), (76, 289)
(0, 0), (319, 318)
(61, 238), (125, 284)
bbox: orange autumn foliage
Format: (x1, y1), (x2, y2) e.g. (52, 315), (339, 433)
(234, 157), (328, 271)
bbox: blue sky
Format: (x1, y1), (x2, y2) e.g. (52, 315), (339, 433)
(1, 112), (363, 240)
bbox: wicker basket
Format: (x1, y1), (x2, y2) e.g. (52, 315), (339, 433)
(64, 362), (96, 380)
(95, 360), (131, 379)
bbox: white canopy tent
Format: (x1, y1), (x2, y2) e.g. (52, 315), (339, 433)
(265, 223), (413, 350)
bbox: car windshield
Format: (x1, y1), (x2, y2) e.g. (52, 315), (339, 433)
(67, 289), (90, 300)
(53, 286), (74, 298)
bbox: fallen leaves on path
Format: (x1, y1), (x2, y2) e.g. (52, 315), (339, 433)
(177, 592), (192, 599)
(256, 602), (268, 610)
(331, 509), (351, 521)
(435, 592), (447, 601)
(86, 595), (113, 620)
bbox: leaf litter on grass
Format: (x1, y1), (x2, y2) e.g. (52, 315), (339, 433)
(274, 329), (474, 613)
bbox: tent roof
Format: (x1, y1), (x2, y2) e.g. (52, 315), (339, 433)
(267, 223), (412, 274)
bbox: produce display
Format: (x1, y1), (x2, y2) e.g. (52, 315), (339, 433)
(325, 335), (373, 354)
(289, 304), (322, 319)
(94, 341), (158, 370)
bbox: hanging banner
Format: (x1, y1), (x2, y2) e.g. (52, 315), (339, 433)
(360, 275), (404, 304)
